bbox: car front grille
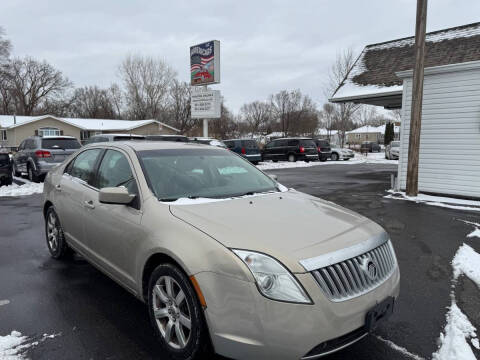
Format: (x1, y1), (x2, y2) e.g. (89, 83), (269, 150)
(311, 241), (396, 302)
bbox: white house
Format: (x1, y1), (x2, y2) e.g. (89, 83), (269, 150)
(330, 22), (480, 199)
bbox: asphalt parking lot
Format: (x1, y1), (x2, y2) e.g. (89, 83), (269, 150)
(1, 162), (479, 359)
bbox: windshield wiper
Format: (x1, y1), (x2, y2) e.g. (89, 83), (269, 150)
(158, 197), (179, 202)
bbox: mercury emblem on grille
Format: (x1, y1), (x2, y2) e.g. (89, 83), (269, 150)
(359, 256), (378, 281)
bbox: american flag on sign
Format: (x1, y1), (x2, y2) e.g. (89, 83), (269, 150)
(190, 55), (214, 72)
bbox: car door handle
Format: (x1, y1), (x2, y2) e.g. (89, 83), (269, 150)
(84, 200), (95, 209)
(55, 184), (62, 192)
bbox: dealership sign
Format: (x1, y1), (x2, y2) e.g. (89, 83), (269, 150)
(191, 87), (221, 118)
(190, 40), (220, 86)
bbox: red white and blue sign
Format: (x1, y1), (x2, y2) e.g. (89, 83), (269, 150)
(190, 40), (220, 86)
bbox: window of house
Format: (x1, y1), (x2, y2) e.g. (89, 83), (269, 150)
(39, 127), (61, 137)
(0, 130), (6, 141)
(80, 130), (91, 140)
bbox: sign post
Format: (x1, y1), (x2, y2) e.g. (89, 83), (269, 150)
(190, 40), (221, 137)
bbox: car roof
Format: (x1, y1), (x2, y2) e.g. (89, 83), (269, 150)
(84, 140), (224, 152)
(91, 133), (146, 137)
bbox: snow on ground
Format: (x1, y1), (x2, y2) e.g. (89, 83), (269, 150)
(385, 191), (480, 213)
(0, 331), (29, 360)
(0, 331), (60, 360)
(452, 244), (480, 289)
(376, 336), (425, 360)
(432, 302), (478, 360)
(257, 152), (397, 171)
(0, 178), (43, 197)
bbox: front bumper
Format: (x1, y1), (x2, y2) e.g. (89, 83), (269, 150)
(390, 152), (399, 159)
(196, 266), (400, 360)
(340, 152), (354, 160)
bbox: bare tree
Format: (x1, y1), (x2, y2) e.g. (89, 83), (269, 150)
(108, 83), (124, 118)
(0, 26), (11, 62)
(119, 54), (176, 120)
(69, 85), (119, 119)
(6, 57), (72, 115)
(163, 79), (194, 134)
(356, 105), (379, 127)
(326, 48), (361, 146)
(240, 101), (271, 136)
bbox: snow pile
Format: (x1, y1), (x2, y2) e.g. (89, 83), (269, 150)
(467, 228), (480, 239)
(0, 181), (43, 197)
(385, 191), (480, 213)
(257, 152), (397, 170)
(0, 331), (28, 359)
(432, 302), (478, 360)
(452, 243), (480, 289)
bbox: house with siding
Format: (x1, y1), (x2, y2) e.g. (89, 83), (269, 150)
(330, 22), (480, 199)
(0, 115), (180, 148)
(346, 124), (400, 145)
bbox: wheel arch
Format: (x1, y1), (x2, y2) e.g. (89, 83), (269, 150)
(141, 252), (187, 302)
(43, 200), (54, 219)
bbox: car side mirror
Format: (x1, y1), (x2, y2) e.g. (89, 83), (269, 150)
(99, 187), (136, 205)
(268, 174), (278, 181)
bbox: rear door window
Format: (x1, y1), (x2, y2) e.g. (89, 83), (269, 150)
(287, 140), (299, 146)
(224, 141), (235, 149)
(276, 140), (288, 147)
(300, 140), (316, 147)
(70, 149), (103, 184)
(0, 154), (10, 165)
(42, 138), (81, 149)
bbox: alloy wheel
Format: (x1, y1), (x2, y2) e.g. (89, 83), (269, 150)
(46, 212), (60, 252)
(152, 275), (192, 349)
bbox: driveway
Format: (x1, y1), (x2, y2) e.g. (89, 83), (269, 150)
(0, 163), (479, 359)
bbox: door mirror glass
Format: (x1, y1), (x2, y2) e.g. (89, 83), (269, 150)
(99, 187), (135, 205)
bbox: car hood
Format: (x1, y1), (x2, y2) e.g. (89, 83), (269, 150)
(169, 190), (386, 273)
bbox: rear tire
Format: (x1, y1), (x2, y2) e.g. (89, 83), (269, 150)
(288, 154), (296, 162)
(331, 153), (339, 161)
(12, 163), (20, 177)
(148, 263), (211, 360)
(45, 207), (73, 260)
(27, 164), (39, 183)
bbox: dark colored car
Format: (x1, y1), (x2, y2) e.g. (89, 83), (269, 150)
(12, 136), (81, 182)
(360, 141), (381, 153)
(262, 138), (319, 162)
(189, 137), (227, 148)
(84, 134), (146, 144)
(145, 135), (189, 142)
(0, 152), (13, 186)
(224, 139), (262, 164)
(314, 139), (332, 162)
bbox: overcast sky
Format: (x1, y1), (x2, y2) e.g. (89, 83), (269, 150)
(1, 0), (479, 113)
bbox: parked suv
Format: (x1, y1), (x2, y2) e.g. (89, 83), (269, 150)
(314, 139), (332, 162)
(12, 136), (81, 182)
(84, 134), (146, 144)
(360, 141), (381, 153)
(262, 138), (319, 162)
(0, 152), (13, 186)
(224, 139), (262, 164)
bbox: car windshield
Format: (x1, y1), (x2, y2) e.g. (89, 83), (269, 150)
(391, 142), (400, 147)
(41, 138), (81, 149)
(138, 148), (278, 201)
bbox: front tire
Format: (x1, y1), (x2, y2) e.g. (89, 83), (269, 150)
(148, 264), (210, 360)
(45, 207), (72, 259)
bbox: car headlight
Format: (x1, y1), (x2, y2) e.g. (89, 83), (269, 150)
(232, 249), (312, 303)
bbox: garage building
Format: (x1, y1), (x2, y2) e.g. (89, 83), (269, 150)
(330, 22), (480, 199)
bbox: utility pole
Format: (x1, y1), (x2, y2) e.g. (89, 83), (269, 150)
(406, 0), (428, 196)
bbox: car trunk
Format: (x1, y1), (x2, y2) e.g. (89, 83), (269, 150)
(41, 138), (80, 163)
(300, 140), (318, 155)
(241, 140), (260, 155)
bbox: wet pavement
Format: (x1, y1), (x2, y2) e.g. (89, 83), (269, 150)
(0, 163), (479, 359)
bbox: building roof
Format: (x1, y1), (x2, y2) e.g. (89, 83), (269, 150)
(347, 124), (400, 134)
(330, 22), (480, 108)
(0, 115), (180, 133)
(316, 128), (339, 136)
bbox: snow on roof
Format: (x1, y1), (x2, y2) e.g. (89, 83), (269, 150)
(0, 115), (180, 132)
(316, 128), (338, 136)
(347, 124), (400, 134)
(331, 22), (480, 105)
